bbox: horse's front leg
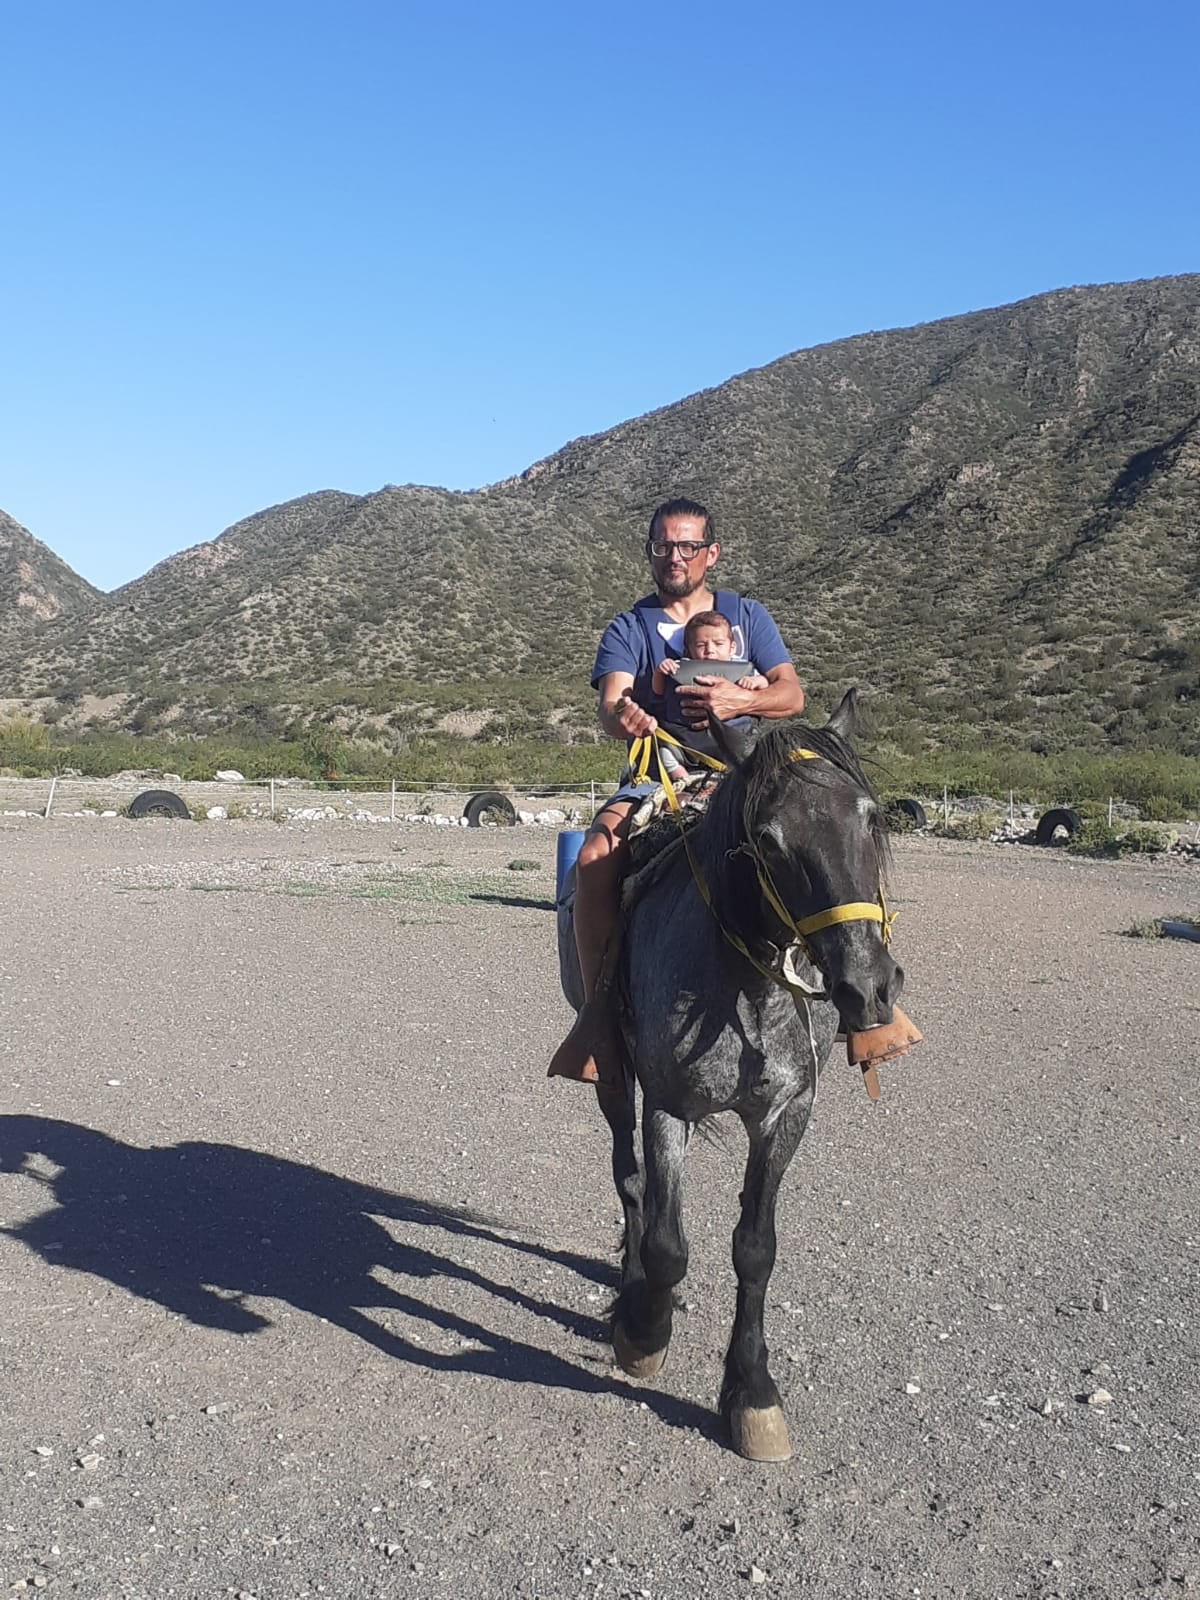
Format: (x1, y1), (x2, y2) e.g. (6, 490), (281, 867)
(595, 1079), (643, 1294)
(721, 1094), (813, 1462)
(612, 1105), (688, 1379)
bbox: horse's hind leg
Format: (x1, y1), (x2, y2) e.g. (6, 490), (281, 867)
(721, 1096), (813, 1462)
(612, 1106), (687, 1380)
(596, 1080), (643, 1295)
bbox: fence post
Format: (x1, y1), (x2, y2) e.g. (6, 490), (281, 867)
(1008, 790), (1014, 828)
(45, 776), (58, 819)
(590, 780), (596, 817)
(1107, 796), (1113, 827)
(270, 778), (276, 820)
(391, 779), (397, 823)
(943, 785), (949, 829)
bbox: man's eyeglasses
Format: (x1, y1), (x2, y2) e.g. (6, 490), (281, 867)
(647, 539), (710, 559)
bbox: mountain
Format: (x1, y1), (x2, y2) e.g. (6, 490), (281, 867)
(0, 510), (103, 649)
(2, 273), (1199, 753)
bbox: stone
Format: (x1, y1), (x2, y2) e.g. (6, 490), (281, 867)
(215, 769), (245, 782)
(206, 807), (228, 820)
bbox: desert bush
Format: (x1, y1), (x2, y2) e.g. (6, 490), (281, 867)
(1068, 820), (1167, 857)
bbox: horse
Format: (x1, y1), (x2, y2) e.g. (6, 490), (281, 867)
(557, 688), (905, 1461)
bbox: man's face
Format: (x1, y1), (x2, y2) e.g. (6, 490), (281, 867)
(648, 514), (720, 600)
(688, 624), (734, 660)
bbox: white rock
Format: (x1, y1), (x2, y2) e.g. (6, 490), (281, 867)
(101, 810), (118, 818)
(163, 773), (182, 782)
(518, 810), (535, 824)
(535, 808), (568, 826)
(1087, 1388), (1113, 1407)
(215, 769), (245, 782)
(206, 806), (228, 821)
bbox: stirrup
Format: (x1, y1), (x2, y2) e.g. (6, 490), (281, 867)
(548, 998), (621, 1087)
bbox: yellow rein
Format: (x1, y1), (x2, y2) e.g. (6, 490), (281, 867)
(626, 731), (894, 996)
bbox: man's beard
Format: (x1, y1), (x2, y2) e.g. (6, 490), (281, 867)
(657, 568), (706, 599)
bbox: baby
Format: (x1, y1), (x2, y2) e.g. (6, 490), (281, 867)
(649, 611), (768, 775)
(652, 610), (769, 698)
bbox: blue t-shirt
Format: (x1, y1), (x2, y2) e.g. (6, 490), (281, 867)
(591, 590), (791, 754)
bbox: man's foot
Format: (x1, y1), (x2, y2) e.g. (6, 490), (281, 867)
(548, 998), (622, 1087)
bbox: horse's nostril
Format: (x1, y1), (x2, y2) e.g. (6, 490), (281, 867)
(880, 961), (904, 1009)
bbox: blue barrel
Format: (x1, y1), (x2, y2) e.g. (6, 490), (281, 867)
(556, 828), (586, 901)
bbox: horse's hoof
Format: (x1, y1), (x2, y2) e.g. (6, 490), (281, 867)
(730, 1405), (792, 1462)
(612, 1320), (668, 1379)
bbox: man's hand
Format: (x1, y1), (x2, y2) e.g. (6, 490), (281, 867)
(674, 675), (755, 727)
(611, 694), (658, 739)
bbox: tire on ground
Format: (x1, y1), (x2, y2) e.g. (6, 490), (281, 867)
(464, 791), (517, 827)
(1034, 806), (1081, 846)
(127, 788), (192, 821)
(888, 798), (927, 829)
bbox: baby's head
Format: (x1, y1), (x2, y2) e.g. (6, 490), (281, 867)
(683, 611), (735, 660)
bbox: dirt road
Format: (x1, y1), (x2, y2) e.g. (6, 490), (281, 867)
(1, 819), (1197, 1598)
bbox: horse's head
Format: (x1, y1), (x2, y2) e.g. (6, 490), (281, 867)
(709, 689), (904, 1031)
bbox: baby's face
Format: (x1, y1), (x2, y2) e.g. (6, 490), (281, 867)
(688, 625), (734, 660)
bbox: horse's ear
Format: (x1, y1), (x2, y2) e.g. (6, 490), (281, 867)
(709, 712), (758, 769)
(825, 687), (860, 742)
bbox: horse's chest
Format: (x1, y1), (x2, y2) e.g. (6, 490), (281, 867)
(631, 982), (815, 1113)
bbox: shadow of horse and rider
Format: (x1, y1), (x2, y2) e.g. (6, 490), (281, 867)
(0, 1114), (715, 1436)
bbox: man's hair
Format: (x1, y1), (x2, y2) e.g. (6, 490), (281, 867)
(683, 610), (732, 649)
(647, 497), (715, 544)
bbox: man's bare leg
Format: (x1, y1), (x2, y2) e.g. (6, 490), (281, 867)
(548, 800), (634, 1084)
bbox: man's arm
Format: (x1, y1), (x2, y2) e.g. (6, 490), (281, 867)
(676, 661), (804, 726)
(597, 670), (659, 741)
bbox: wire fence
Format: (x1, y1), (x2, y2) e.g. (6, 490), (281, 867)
(1, 774), (1197, 842)
(0, 774), (602, 824)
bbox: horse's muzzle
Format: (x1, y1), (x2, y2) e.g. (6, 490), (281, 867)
(828, 952), (904, 1033)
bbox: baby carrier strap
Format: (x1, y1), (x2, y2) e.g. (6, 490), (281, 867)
(633, 591), (748, 669)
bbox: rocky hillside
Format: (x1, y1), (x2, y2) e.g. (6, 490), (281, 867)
(2, 273), (1198, 753)
(0, 510), (104, 650)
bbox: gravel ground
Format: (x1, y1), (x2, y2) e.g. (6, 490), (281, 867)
(1, 818), (1198, 1599)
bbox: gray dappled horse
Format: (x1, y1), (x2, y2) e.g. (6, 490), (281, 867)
(557, 690), (903, 1461)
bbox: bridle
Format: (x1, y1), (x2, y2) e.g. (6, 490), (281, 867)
(626, 731), (894, 999)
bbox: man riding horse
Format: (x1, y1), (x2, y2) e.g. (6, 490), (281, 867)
(549, 497), (805, 1086)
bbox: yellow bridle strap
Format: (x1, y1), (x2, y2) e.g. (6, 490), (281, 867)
(627, 729), (726, 787)
(794, 901), (885, 937)
(756, 858), (895, 950)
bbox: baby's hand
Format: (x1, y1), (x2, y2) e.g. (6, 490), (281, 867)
(659, 658), (680, 677)
(738, 673), (768, 690)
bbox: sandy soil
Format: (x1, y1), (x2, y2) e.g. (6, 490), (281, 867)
(0, 819), (1197, 1599)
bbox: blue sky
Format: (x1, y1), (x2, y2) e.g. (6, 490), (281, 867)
(1, 0), (1197, 591)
